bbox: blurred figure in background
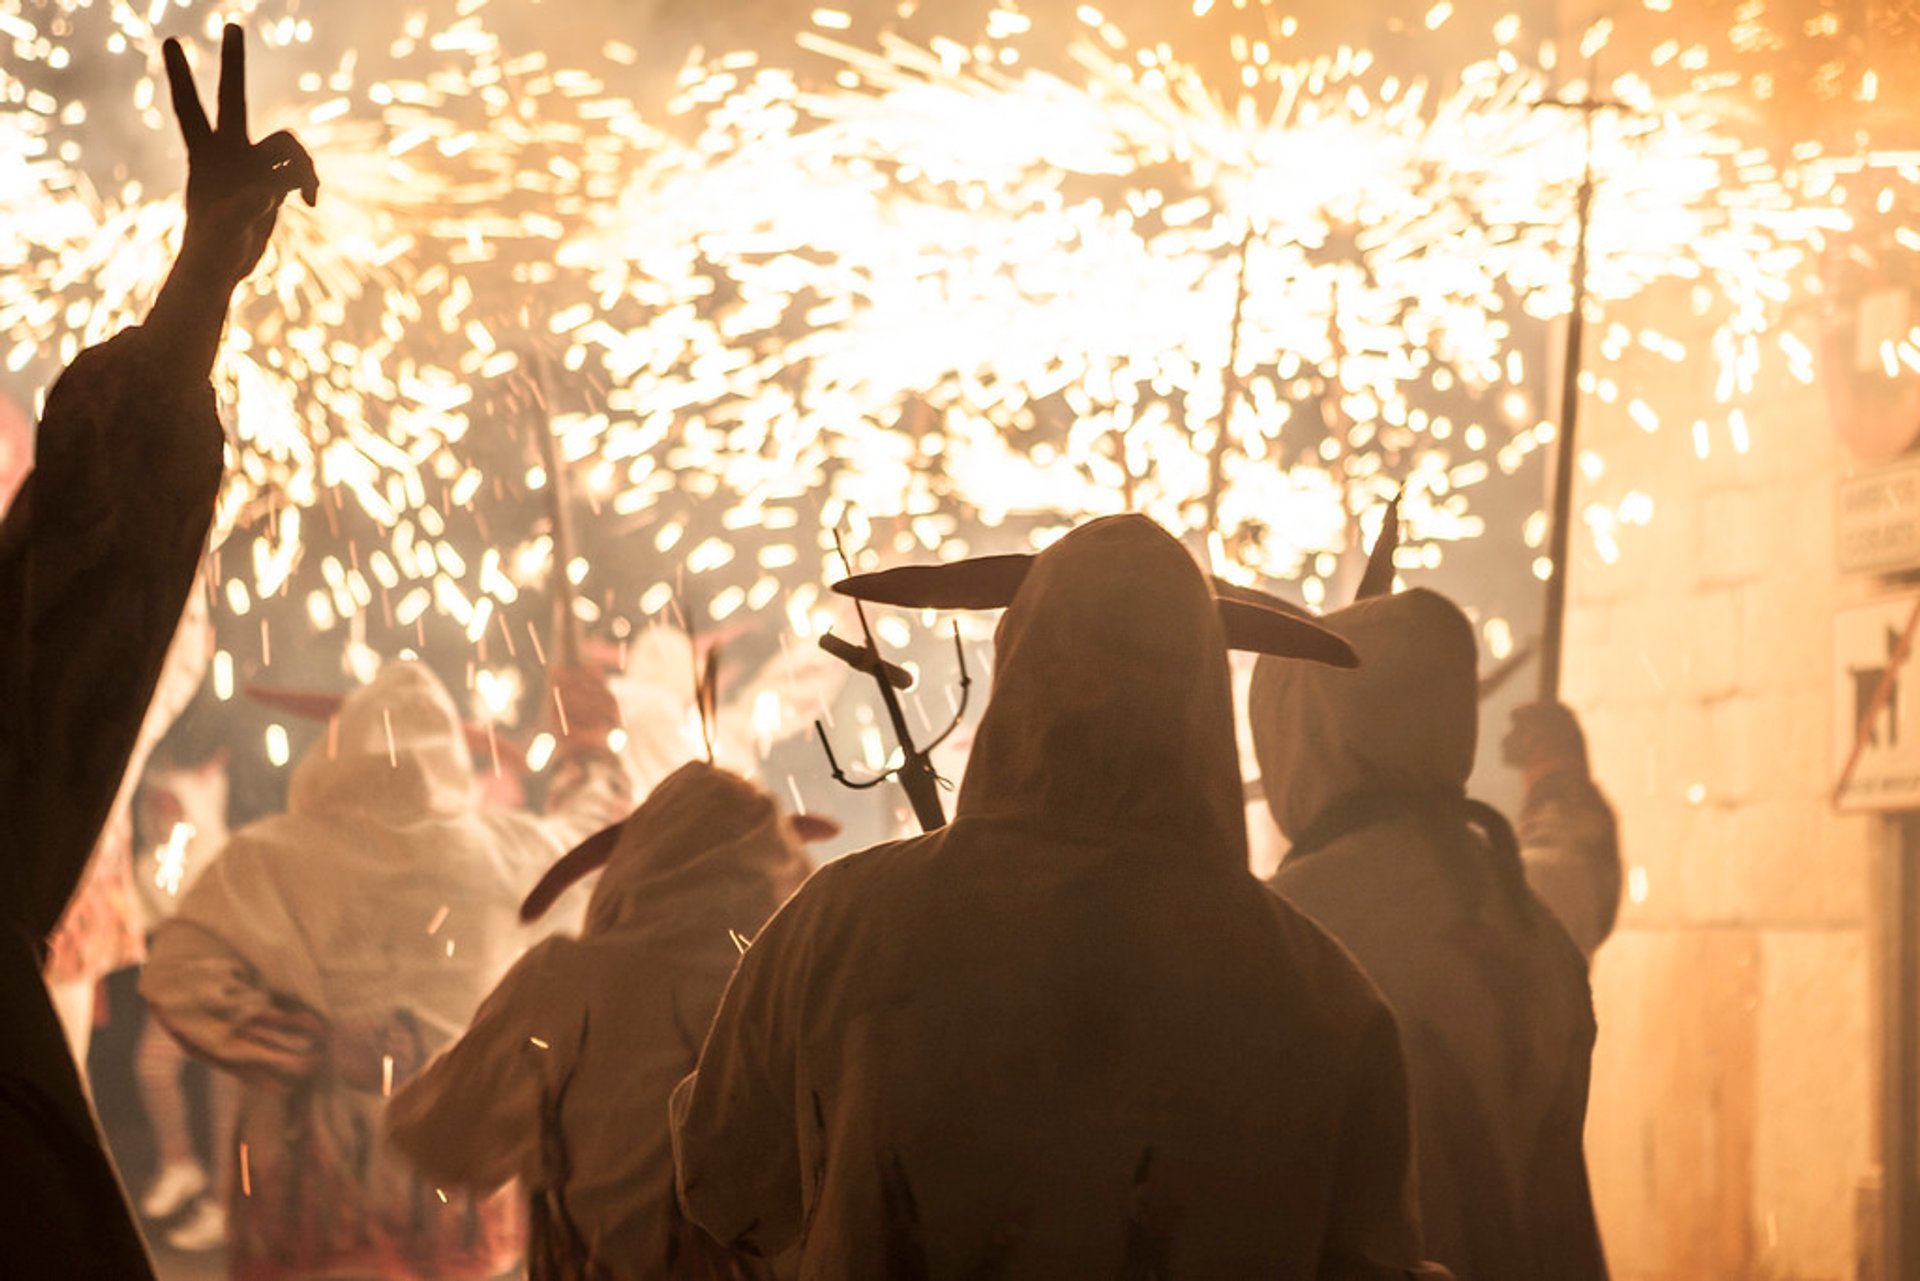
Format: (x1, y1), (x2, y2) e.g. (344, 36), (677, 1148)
(131, 685), (241, 1251)
(0, 25), (315, 1278)
(142, 660), (629, 1281)
(1505, 702), (1621, 962)
(389, 761), (832, 1280)
(1250, 588), (1607, 1281)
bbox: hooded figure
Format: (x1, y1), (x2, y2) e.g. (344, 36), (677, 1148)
(671, 514), (1447, 1279)
(142, 661), (630, 1281)
(1250, 588), (1606, 1281)
(387, 761), (827, 1280)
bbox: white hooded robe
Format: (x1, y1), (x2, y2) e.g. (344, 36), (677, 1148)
(142, 661), (628, 1280)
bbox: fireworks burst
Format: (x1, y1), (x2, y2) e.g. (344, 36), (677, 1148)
(0, 0), (1909, 747)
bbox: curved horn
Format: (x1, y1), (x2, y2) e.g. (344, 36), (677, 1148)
(1210, 578), (1317, 620)
(520, 822), (624, 922)
(1218, 599), (1358, 667)
(1354, 490), (1403, 602)
(831, 554), (1034, 610)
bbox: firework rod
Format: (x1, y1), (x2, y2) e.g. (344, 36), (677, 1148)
(1539, 119), (1598, 704)
(526, 353), (583, 669)
(1203, 227), (1255, 542)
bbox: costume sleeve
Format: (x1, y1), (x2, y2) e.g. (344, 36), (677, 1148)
(387, 940), (572, 1192)
(1518, 770), (1622, 960)
(670, 872), (823, 1259)
(139, 839), (329, 1081)
(1319, 1004), (1453, 1281)
(0, 325), (223, 946)
(141, 919), (324, 1081)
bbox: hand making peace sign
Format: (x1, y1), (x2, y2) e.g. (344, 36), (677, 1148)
(162, 24), (319, 288)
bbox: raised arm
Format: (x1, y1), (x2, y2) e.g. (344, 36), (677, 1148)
(0, 25), (317, 947)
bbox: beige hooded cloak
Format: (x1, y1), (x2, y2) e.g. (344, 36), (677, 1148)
(142, 661), (629, 1280)
(387, 761), (816, 1280)
(671, 514), (1444, 1279)
(1251, 588), (1606, 1281)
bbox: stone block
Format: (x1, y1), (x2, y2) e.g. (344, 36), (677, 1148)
(1588, 928), (1759, 1278)
(1682, 590), (1743, 702)
(1751, 929), (1873, 1279)
(1740, 577), (1827, 702)
(1699, 486), (1772, 588)
(1705, 696), (1762, 807)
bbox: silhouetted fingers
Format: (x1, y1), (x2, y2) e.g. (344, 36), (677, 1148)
(162, 38), (212, 150)
(252, 129), (319, 206)
(216, 23), (247, 141)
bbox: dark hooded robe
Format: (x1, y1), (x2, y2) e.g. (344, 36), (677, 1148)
(0, 324), (225, 1279)
(1250, 588), (1606, 1281)
(670, 514), (1445, 1279)
(388, 762), (820, 1281)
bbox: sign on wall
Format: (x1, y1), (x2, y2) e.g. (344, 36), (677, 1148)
(1839, 458), (1920, 575)
(1835, 594), (1920, 810)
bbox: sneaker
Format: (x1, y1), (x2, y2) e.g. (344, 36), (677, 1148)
(140, 1161), (207, 1219)
(165, 1198), (227, 1252)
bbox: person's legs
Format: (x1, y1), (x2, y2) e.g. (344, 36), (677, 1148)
(135, 1013), (206, 1217)
(163, 1067), (236, 1251)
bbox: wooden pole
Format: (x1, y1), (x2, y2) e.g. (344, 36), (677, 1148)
(524, 350), (583, 670)
(1203, 226), (1256, 546)
(1538, 103), (1603, 702)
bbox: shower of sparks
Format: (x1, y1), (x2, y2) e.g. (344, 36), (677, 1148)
(0, 0), (1908, 735)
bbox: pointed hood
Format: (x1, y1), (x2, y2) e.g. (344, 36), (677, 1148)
(288, 662), (477, 824)
(952, 516), (1250, 865)
(524, 761), (819, 941)
(1250, 588), (1479, 841)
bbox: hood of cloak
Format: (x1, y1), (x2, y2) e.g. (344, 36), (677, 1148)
(956, 518), (1247, 864)
(835, 513), (1357, 867)
(288, 662), (478, 824)
(521, 761), (823, 943)
(1250, 587), (1479, 841)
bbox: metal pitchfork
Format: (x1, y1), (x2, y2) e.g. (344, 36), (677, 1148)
(812, 532), (972, 832)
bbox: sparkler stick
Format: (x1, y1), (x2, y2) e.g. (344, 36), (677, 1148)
(813, 533), (972, 832)
(520, 345), (583, 671)
(1203, 226), (1257, 544)
(1537, 93), (1621, 702)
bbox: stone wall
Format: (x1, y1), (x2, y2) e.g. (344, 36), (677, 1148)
(1565, 301), (1880, 1278)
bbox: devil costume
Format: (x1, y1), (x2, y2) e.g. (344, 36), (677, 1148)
(142, 662), (629, 1280)
(671, 514), (1448, 1279)
(388, 762), (829, 1280)
(1251, 588), (1607, 1281)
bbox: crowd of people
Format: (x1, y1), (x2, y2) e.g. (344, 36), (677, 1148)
(2, 26), (1623, 1281)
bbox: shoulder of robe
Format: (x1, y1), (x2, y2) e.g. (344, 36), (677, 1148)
(1261, 884), (1398, 1018)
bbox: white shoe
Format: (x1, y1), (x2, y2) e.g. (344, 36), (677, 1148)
(165, 1199), (227, 1252)
(140, 1161), (207, 1219)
